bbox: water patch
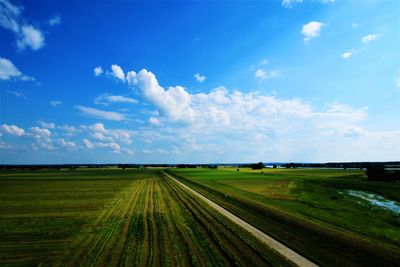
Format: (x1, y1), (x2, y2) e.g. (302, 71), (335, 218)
(346, 190), (400, 214)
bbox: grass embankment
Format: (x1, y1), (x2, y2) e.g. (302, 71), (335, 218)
(0, 168), (290, 266)
(168, 168), (400, 267)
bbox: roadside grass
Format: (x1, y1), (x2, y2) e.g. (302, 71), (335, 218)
(0, 168), (291, 267)
(169, 167), (400, 266)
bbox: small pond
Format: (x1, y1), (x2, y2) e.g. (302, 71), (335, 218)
(345, 190), (400, 215)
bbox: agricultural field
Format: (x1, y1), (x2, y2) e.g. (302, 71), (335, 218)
(169, 167), (400, 267)
(0, 168), (290, 267)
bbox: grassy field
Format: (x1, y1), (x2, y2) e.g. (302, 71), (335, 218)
(0, 168), (290, 267)
(169, 167), (400, 267)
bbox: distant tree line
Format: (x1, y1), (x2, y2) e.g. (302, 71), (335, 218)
(366, 165), (400, 181)
(239, 162), (265, 170)
(281, 162), (400, 170)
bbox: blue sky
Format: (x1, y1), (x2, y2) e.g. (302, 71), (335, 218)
(0, 0), (399, 164)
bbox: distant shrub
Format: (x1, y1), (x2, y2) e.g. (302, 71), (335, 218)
(251, 162), (265, 170)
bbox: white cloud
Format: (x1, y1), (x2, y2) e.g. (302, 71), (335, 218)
(48, 15), (61, 26)
(341, 51), (353, 59)
(254, 69), (266, 79)
(124, 69), (371, 160)
(28, 126), (53, 150)
(94, 66), (103, 76)
(128, 69), (194, 121)
(4, 89), (27, 99)
(282, 0), (334, 8)
(82, 139), (94, 149)
(38, 121), (55, 129)
(29, 126), (51, 138)
(0, 0), (21, 32)
(76, 106), (126, 121)
(50, 100), (62, 107)
(16, 25), (45, 51)
(110, 64), (125, 81)
(260, 59), (268, 65)
(194, 73), (206, 82)
(82, 138), (120, 153)
(86, 123), (132, 145)
(87, 122), (107, 134)
(0, 57), (20, 80)
(148, 116), (160, 125)
(94, 94), (137, 105)
(395, 77), (400, 89)
(0, 124), (25, 136)
(301, 21), (324, 42)
(0, 0), (47, 51)
(0, 57), (36, 81)
(58, 124), (79, 135)
(20, 74), (35, 81)
(282, 0), (302, 8)
(254, 68), (280, 81)
(91, 132), (114, 142)
(361, 34), (379, 44)
(58, 138), (75, 149)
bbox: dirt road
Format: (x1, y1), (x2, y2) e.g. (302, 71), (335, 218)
(163, 171), (319, 267)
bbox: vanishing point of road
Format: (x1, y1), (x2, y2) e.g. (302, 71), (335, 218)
(163, 171), (319, 267)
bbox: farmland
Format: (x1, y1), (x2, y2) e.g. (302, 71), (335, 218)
(169, 167), (400, 267)
(0, 168), (290, 266)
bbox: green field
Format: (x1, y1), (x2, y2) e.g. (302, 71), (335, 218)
(169, 167), (400, 267)
(0, 168), (290, 267)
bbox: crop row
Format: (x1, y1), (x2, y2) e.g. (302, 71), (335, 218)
(51, 170), (290, 266)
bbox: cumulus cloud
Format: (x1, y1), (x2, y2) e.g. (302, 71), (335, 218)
(194, 73), (206, 82)
(125, 68), (369, 150)
(0, 124), (25, 136)
(58, 138), (75, 149)
(148, 116), (160, 125)
(50, 100), (62, 107)
(28, 126), (53, 150)
(0, 57), (35, 81)
(282, 0), (302, 8)
(76, 106), (126, 121)
(86, 123), (132, 145)
(29, 126), (51, 138)
(282, 0), (334, 8)
(82, 139), (94, 149)
(16, 25), (45, 50)
(361, 34), (379, 44)
(254, 68), (280, 81)
(341, 51), (353, 59)
(94, 66), (103, 76)
(128, 69), (194, 121)
(301, 21), (324, 42)
(0, 57), (20, 80)
(94, 94), (137, 105)
(0, 0), (47, 51)
(38, 121), (55, 129)
(91, 132), (114, 142)
(110, 64), (125, 81)
(82, 138), (120, 153)
(58, 124), (79, 136)
(48, 15), (61, 26)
